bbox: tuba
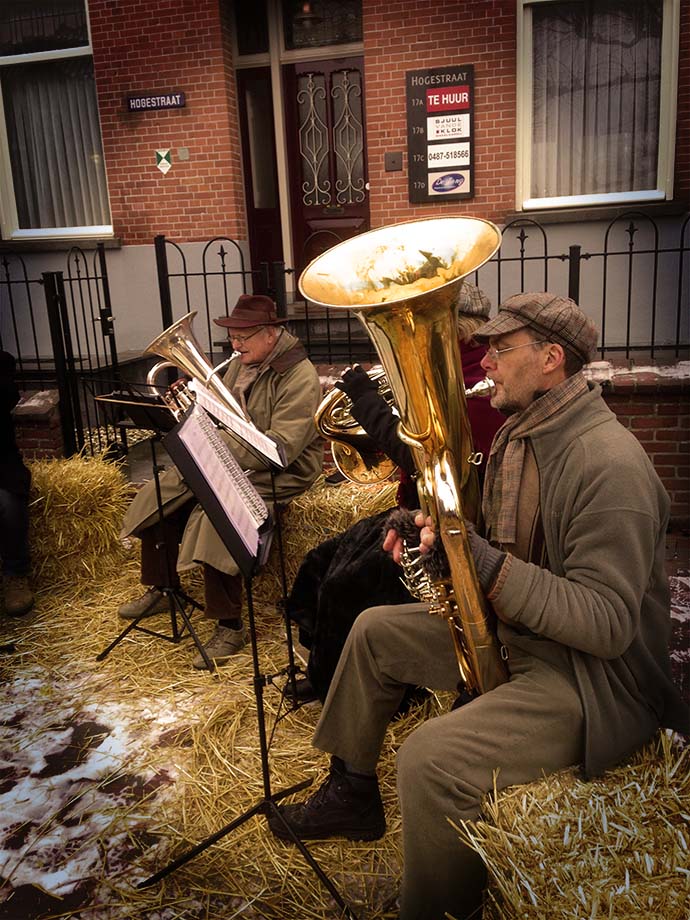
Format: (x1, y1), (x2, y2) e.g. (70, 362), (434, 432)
(144, 310), (246, 422)
(300, 216), (508, 696)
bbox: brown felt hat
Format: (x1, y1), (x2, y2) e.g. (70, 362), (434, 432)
(474, 292), (598, 363)
(213, 294), (285, 329)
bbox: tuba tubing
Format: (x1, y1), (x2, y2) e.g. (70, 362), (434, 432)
(300, 216), (509, 696)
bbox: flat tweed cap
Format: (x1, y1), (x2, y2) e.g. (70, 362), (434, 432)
(457, 281), (491, 318)
(475, 292), (598, 363)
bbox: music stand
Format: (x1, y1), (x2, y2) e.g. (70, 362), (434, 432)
(137, 405), (358, 919)
(94, 387), (214, 671)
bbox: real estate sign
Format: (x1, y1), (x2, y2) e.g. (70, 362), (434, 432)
(406, 65), (474, 203)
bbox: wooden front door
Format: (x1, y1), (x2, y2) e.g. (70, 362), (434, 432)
(284, 56), (369, 277)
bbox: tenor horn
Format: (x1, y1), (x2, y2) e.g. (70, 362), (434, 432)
(315, 366), (496, 485)
(315, 366), (398, 484)
(144, 310), (246, 421)
(300, 216), (508, 696)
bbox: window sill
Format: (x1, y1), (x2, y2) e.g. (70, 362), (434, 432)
(0, 237), (122, 253)
(504, 200), (689, 226)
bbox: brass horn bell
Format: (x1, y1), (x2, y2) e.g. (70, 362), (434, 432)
(143, 310), (246, 422)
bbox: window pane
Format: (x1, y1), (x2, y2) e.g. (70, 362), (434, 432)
(297, 72), (331, 205)
(244, 72), (277, 208)
(3, 57), (110, 229)
(531, 0), (662, 198)
(0, 0), (88, 56)
(284, 0), (362, 51)
(233, 0), (269, 55)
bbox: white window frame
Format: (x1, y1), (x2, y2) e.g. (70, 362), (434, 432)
(0, 4), (113, 241)
(516, 0), (680, 211)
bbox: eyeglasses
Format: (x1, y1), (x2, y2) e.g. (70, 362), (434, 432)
(228, 327), (265, 345)
(485, 340), (545, 361)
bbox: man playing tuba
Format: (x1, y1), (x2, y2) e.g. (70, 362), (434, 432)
(118, 294), (323, 668)
(268, 293), (688, 920)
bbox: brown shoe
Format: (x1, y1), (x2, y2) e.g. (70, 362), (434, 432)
(192, 624), (248, 669)
(4, 575), (34, 617)
(118, 587), (169, 620)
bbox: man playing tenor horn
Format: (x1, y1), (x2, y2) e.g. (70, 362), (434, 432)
(118, 294), (323, 669)
(268, 293), (688, 920)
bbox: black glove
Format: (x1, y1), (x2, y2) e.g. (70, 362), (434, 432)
(334, 365), (378, 401)
(466, 523), (506, 593)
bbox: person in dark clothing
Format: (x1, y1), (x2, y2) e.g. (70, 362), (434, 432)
(286, 283), (504, 702)
(0, 350), (33, 617)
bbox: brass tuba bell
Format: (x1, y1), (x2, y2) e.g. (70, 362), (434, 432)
(143, 310), (246, 422)
(300, 216), (508, 696)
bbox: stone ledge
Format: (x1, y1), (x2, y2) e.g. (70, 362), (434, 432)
(13, 389), (60, 420)
(578, 361), (690, 395)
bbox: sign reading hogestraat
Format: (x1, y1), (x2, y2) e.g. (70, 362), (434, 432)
(406, 65), (474, 203)
(126, 91), (186, 112)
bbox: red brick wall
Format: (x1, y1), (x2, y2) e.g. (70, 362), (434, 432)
(603, 380), (689, 526)
(362, 0), (517, 228)
(14, 392), (63, 460)
(362, 0), (688, 227)
(89, 0), (246, 245)
(86, 0), (687, 243)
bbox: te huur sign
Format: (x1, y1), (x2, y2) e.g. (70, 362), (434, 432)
(126, 91), (186, 112)
(406, 65), (474, 203)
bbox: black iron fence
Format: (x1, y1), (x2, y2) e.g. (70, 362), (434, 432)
(2, 211), (687, 459)
(0, 244), (125, 457)
(154, 234), (291, 364)
(297, 211), (690, 364)
(151, 212), (689, 365)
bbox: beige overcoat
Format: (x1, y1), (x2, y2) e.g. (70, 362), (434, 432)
(121, 330), (323, 575)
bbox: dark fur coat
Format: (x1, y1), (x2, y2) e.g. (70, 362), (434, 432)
(286, 508), (415, 700)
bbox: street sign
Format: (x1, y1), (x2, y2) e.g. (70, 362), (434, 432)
(127, 92), (186, 112)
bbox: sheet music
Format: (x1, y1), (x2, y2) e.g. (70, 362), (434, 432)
(177, 405), (269, 558)
(189, 379), (286, 468)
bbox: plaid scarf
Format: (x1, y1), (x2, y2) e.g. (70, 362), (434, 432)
(483, 373), (589, 544)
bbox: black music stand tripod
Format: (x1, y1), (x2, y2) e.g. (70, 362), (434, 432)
(95, 394), (214, 671)
(137, 411), (358, 919)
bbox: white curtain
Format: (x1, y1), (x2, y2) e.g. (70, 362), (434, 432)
(531, 0), (662, 198)
(3, 56), (110, 229)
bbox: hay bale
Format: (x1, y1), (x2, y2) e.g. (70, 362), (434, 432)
(28, 455), (134, 590)
(457, 732), (689, 920)
(253, 476), (399, 604)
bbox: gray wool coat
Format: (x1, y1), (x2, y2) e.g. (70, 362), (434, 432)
(488, 382), (689, 776)
(121, 330), (323, 575)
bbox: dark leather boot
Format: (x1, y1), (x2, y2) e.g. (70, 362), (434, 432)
(3, 575), (34, 617)
(268, 756), (385, 842)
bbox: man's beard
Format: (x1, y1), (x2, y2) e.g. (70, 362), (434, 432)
(498, 388), (549, 416)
